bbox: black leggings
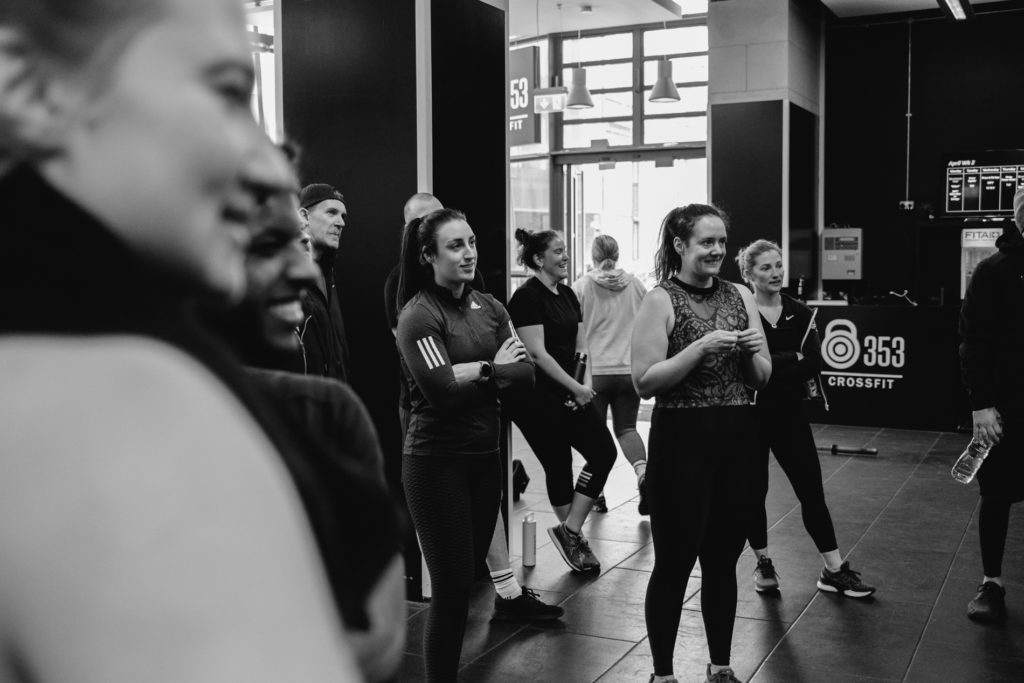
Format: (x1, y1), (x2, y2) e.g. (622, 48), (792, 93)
(645, 405), (755, 673)
(747, 401), (838, 553)
(511, 392), (616, 506)
(403, 454), (500, 682)
(980, 495), (1012, 578)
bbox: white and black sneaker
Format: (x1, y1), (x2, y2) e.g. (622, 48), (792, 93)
(753, 555), (779, 593)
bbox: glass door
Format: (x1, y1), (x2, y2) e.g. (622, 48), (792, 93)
(562, 156), (707, 288)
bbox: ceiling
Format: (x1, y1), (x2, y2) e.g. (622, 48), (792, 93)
(818, 0), (1004, 19)
(508, 0), (1008, 39)
(508, 0), (689, 39)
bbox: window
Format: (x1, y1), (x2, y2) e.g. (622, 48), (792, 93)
(556, 19), (709, 151)
(246, 1), (278, 141)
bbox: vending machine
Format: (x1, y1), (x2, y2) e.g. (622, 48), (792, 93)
(960, 228), (1002, 298)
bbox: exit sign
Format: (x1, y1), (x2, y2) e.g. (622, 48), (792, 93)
(533, 87), (567, 114)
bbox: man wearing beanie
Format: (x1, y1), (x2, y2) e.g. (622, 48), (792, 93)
(958, 184), (1024, 622)
(299, 183), (351, 383)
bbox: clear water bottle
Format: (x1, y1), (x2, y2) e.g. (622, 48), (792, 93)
(951, 438), (992, 484)
(522, 513), (536, 567)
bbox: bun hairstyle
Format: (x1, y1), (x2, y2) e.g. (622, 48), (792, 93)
(396, 207), (467, 310)
(653, 203), (729, 282)
(734, 239), (782, 284)
(514, 228), (561, 272)
(591, 234), (619, 269)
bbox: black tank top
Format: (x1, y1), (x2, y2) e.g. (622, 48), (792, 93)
(655, 276), (751, 409)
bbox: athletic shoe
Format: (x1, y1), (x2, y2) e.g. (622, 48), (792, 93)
(592, 493), (608, 513)
(753, 555), (779, 592)
(493, 587), (564, 621)
(647, 675), (678, 683)
(967, 581), (1007, 622)
(547, 523), (598, 573)
(706, 664), (741, 682)
(638, 477), (649, 516)
(817, 561), (876, 598)
(577, 533), (601, 571)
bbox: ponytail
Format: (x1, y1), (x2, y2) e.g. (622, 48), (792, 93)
(653, 203), (729, 282)
(396, 207), (467, 311)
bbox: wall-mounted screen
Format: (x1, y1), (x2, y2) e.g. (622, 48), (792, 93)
(945, 150), (1024, 216)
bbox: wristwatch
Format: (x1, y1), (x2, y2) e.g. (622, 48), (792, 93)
(478, 360), (494, 382)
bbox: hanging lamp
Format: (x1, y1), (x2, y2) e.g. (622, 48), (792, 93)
(567, 67), (594, 109)
(649, 58), (680, 103)
(649, 21), (680, 103)
(566, 25), (594, 109)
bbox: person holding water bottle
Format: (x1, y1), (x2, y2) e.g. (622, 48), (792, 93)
(957, 185), (1024, 623)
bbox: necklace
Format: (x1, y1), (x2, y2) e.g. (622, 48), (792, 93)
(760, 304), (783, 328)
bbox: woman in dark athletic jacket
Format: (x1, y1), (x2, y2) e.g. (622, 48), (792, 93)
(735, 239), (875, 602)
(632, 205), (771, 683)
(395, 208), (534, 682)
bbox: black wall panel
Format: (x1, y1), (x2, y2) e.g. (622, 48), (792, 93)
(710, 100), (783, 283)
(790, 102), (818, 295)
(282, 0), (418, 492)
(430, 0), (509, 305)
(824, 10), (1024, 300)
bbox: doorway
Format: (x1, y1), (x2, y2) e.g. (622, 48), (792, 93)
(562, 156), (707, 287)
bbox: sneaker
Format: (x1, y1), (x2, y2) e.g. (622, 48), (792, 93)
(493, 587), (564, 622)
(967, 581), (1007, 622)
(547, 523), (599, 572)
(576, 533), (601, 571)
(592, 493), (608, 513)
(647, 675), (678, 683)
(706, 664), (741, 682)
(638, 477), (649, 516)
(753, 555), (779, 593)
(817, 561), (876, 598)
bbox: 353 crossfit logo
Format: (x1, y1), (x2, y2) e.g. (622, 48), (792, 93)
(821, 319), (905, 390)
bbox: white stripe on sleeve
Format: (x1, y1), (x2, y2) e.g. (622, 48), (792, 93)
(416, 337), (446, 369)
(416, 338), (437, 369)
(427, 338), (446, 368)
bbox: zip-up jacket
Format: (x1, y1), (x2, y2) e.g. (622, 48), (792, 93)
(396, 282), (534, 457)
(758, 293), (823, 405)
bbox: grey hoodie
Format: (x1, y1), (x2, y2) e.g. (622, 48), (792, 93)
(572, 267), (647, 375)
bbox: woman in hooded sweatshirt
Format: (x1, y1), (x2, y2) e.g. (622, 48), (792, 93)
(572, 234), (649, 514)
(0, 1), (359, 680)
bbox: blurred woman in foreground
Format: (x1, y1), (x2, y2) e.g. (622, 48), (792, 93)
(0, 1), (359, 680)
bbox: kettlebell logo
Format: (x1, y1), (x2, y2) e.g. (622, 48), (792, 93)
(821, 319), (860, 370)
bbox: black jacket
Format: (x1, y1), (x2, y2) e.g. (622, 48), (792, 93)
(302, 254), (351, 382)
(758, 293), (823, 405)
(959, 226), (1024, 410)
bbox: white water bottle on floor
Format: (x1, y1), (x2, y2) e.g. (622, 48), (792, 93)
(951, 438), (992, 484)
(522, 513), (536, 567)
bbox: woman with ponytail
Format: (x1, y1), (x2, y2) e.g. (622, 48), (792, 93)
(632, 205), (771, 683)
(507, 228), (617, 573)
(395, 209), (534, 682)
(572, 234), (650, 515)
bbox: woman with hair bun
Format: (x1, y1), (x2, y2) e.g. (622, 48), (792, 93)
(735, 239), (874, 600)
(632, 205), (771, 683)
(0, 0), (361, 679)
(572, 234), (650, 515)
(396, 208), (534, 682)
(507, 228), (617, 573)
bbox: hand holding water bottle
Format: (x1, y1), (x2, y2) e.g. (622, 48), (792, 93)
(952, 407), (1004, 484)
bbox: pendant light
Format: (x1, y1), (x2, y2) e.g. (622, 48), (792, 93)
(566, 23), (594, 109)
(649, 22), (680, 103)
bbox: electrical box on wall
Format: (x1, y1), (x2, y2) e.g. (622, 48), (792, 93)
(821, 228), (862, 280)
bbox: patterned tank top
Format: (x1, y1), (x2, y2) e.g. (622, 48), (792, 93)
(655, 276), (752, 409)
